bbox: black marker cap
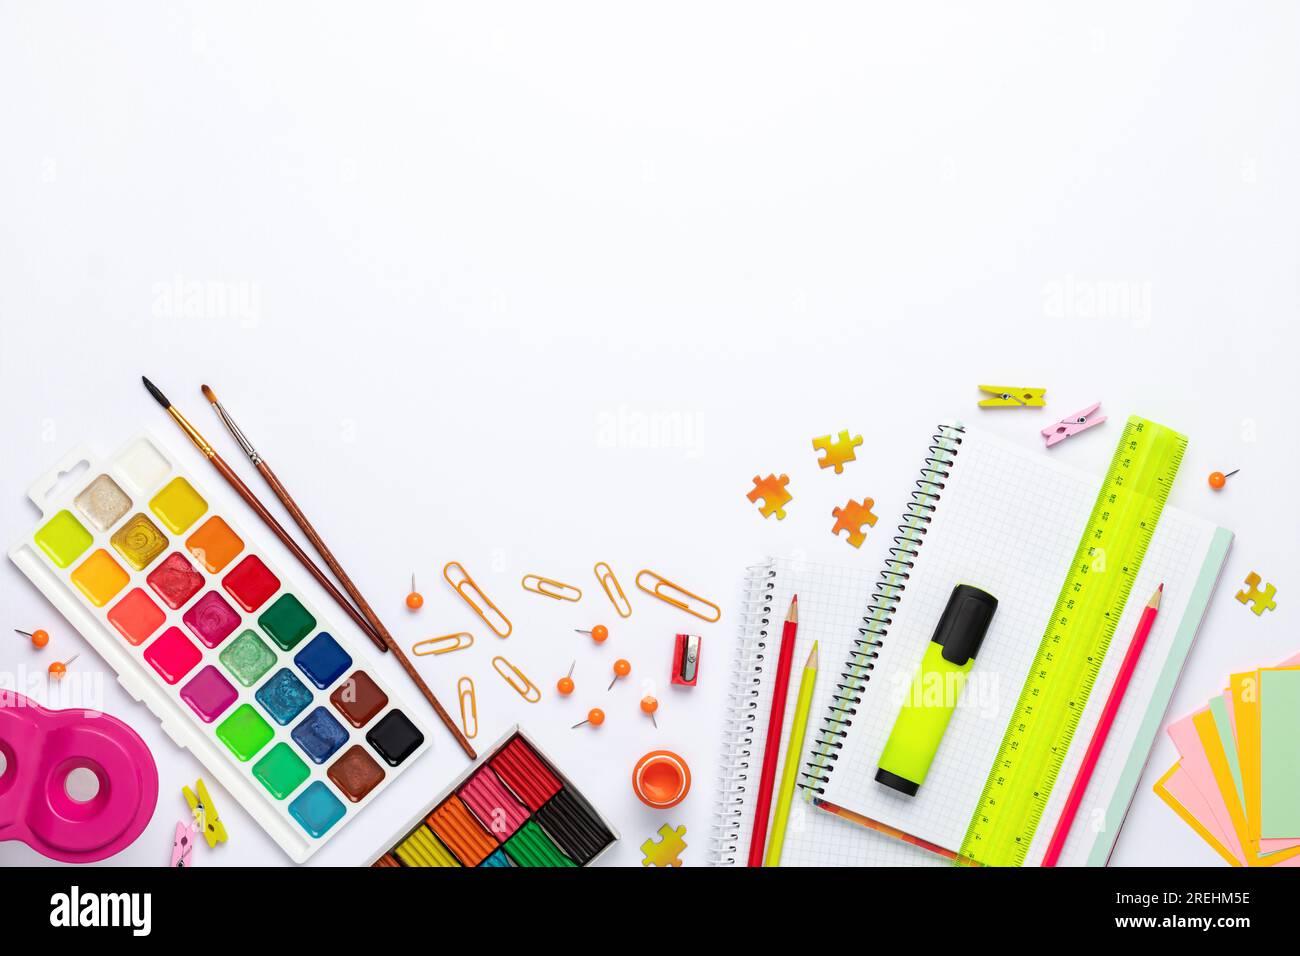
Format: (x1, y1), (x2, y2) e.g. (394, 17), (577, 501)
(875, 767), (920, 796)
(932, 584), (998, 666)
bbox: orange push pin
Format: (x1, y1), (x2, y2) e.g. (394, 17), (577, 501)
(48, 654), (79, 680)
(1208, 469), (1239, 491)
(572, 707), (605, 729)
(557, 661), (576, 696)
(574, 624), (609, 644)
(405, 574), (424, 610)
(14, 628), (50, 649)
(640, 694), (659, 728)
(608, 658), (632, 691)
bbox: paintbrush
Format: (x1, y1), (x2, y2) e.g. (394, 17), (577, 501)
(197, 382), (476, 761)
(142, 376), (388, 654)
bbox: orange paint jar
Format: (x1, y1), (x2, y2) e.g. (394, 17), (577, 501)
(632, 750), (691, 809)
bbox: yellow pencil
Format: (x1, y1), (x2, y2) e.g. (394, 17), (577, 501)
(764, 641), (819, 866)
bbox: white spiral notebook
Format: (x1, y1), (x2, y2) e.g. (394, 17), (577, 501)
(709, 422), (1232, 866)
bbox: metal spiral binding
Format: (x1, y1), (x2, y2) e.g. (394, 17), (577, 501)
(706, 560), (776, 865)
(801, 424), (965, 795)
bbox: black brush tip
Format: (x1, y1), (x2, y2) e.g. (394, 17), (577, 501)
(141, 376), (171, 409)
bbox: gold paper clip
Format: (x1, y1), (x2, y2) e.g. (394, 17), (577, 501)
(411, 632), (474, 656)
(443, 561), (512, 638)
(457, 676), (478, 739)
(594, 561), (632, 618)
(636, 569), (722, 623)
(521, 574), (582, 602)
(492, 655), (541, 703)
(978, 385), (1047, 408)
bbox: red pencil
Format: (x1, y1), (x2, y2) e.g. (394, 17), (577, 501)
(1041, 583), (1162, 867)
(748, 594), (799, 866)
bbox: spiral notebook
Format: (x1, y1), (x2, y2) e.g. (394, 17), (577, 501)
(710, 422), (1232, 866)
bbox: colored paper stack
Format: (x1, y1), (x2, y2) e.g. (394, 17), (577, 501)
(1155, 651), (1300, 866)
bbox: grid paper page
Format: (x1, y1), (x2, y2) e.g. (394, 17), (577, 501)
(717, 557), (944, 867)
(821, 426), (1223, 858)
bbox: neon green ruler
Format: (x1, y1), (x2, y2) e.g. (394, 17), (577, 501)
(957, 415), (1187, 866)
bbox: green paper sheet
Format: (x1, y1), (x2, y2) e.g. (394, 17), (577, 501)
(1260, 669), (1300, 839)
(1210, 696), (1245, 807)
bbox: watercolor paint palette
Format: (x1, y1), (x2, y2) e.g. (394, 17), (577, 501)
(371, 726), (618, 867)
(9, 431), (430, 863)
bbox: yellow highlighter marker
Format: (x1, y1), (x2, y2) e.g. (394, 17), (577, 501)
(877, 584), (997, 796)
(764, 641), (819, 866)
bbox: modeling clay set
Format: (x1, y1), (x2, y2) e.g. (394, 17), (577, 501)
(370, 727), (618, 867)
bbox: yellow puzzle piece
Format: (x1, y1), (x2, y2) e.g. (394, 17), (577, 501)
(1235, 572), (1277, 616)
(641, 824), (687, 867)
(812, 431), (863, 474)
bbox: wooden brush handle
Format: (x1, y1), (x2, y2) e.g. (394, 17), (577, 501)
(258, 463), (394, 651)
(257, 461), (477, 759)
(210, 455), (388, 652)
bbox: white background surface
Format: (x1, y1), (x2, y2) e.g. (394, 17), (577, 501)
(1, 3), (1296, 867)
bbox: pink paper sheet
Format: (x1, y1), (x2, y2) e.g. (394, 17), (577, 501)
(1163, 763), (1240, 862)
(1167, 709), (1245, 862)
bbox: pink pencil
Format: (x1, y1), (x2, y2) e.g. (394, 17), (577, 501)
(1041, 583), (1163, 866)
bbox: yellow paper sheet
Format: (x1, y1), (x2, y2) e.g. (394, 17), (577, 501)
(1230, 671), (1263, 847)
(1153, 762), (1242, 867)
(1230, 665), (1300, 852)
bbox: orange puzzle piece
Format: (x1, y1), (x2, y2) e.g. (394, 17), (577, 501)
(832, 497), (878, 548)
(748, 474), (792, 520)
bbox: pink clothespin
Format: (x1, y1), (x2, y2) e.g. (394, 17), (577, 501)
(171, 820), (198, 867)
(1042, 402), (1106, 447)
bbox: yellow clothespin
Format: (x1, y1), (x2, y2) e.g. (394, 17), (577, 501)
(978, 385), (1047, 408)
(183, 778), (228, 848)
